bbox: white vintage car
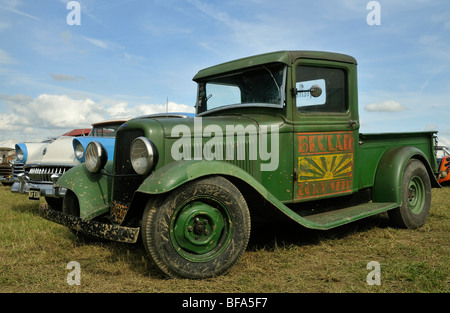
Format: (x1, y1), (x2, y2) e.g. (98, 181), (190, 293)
(10, 120), (126, 209)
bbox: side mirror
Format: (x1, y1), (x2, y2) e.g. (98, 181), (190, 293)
(310, 84), (322, 98)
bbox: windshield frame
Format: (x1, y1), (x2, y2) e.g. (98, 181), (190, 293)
(196, 63), (287, 116)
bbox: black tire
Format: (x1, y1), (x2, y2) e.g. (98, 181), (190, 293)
(388, 159), (431, 229)
(45, 197), (63, 211)
(62, 190), (80, 217)
(141, 176), (251, 279)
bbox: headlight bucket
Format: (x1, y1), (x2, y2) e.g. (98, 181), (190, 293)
(130, 137), (158, 175)
(74, 140), (85, 162)
(85, 141), (108, 173)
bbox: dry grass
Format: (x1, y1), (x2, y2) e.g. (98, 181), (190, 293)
(0, 184), (448, 293)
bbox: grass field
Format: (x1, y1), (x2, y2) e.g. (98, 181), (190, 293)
(0, 184), (448, 293)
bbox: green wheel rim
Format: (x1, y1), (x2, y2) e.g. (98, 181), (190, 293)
(170, 198), (232, 262)
(408, 176), (425, 214)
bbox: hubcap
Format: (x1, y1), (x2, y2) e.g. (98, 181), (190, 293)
(408, 176), (425, 214)
(171, 199), (231, 262)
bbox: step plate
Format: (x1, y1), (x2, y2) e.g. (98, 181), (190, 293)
(300, 202), (398, 230)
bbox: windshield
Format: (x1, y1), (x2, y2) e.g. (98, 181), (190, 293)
(89, 123), (123, 137)
(196, 63), (286, 114)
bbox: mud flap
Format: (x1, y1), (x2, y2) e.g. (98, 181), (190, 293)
(39, 204), (140, 243)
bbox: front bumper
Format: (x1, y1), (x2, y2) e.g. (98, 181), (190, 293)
(10, 173), (66, 198)
(38, 203), (140, 243)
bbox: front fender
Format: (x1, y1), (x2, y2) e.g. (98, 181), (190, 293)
(137, 160), (268, 196)
(55, 162), (113, 220)
(372, 146), (438, 203)
(133, 160), (330, 230)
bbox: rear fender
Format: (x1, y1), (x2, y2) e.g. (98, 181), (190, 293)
(372, 146), (439, 203)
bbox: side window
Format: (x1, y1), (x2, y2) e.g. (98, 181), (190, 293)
(296, 66), (347, 113)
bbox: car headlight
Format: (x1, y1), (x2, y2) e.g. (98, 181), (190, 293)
(85, 141), (107, 173)
(74, 141), (85, 161)
(130, 137), (158, 175)
(15, 145), (27, 163)
(16, 148), (24, 161)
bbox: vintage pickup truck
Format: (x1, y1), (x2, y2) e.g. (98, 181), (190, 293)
(41, 50), (441, 279)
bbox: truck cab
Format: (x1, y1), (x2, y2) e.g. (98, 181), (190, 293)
(44, 50), (440, 279)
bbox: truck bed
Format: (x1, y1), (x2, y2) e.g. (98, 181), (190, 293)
(358, 131), (438, 189)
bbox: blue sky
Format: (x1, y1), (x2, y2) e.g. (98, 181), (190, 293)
(0, 0), (449, 146)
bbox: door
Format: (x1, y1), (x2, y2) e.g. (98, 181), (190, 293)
(293, 61), (357, 201)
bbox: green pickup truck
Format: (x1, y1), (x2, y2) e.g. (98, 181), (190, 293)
(42, 50), (440, 279)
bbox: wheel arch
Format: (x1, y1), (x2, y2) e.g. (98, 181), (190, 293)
(372, 146), (439, 204)
(125, 160), (324, 230)
(125, 160), (271, 224)
(55, 162), (113, 220)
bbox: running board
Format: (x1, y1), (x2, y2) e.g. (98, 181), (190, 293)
(297, 202), (399, 230)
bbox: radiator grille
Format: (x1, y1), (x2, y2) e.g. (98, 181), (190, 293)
(12, 161), (24, 178)
(28, 166), (71, 183)
(0, 164), (12, 177)
(113, 129), (145, 205)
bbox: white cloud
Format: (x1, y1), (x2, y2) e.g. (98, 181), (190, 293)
(50, 73), (86, 82)
(133, 102), (196, 116)
(187, 0), (322, 55)
(438, 136), (450, 147)
(118, 52), (146, 66)
(0, 93), (195, 142)
(365, 101), (407, 112)
(0, 0), (42, 22)
(82, 36), (109, 49)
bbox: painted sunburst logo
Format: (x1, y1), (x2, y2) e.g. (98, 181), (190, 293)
(298, 153), (353, 182)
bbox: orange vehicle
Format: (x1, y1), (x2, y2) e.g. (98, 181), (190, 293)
(437, 146), (450, 184)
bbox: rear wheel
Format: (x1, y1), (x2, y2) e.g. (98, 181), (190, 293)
(388, 159), (431, 229)
(141, 176), (251, 279)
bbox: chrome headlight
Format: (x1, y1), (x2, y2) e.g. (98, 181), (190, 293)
(85, 141), (107, 173)
(15, 145), (27, 163)
(130, 137), (158, 175)
(16, 148), (24, 161)
(74, 141), (85, 161)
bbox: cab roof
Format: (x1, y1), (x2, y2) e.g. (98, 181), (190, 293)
(193, 50), (357, 81)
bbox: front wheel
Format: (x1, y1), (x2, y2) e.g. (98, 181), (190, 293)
(141, 176), (251, 279)
(388, 159), (431, 229)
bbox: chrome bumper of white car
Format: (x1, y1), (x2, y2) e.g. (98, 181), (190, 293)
(10, 173), (66, 199)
